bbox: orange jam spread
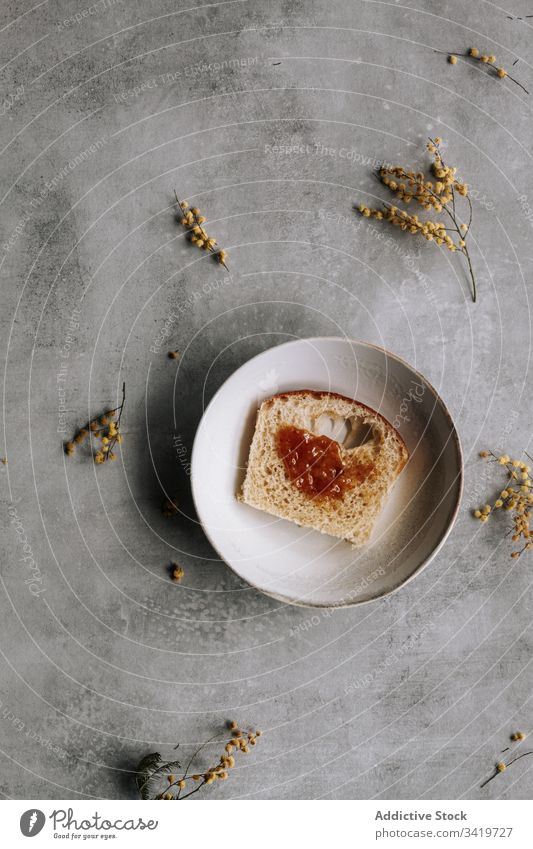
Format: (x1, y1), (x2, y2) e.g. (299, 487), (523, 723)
(276, 425), (373, 500)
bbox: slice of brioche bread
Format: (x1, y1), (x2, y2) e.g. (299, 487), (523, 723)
(239, 390), (408, 546)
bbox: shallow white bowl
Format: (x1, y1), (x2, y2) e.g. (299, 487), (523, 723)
(191, 337), (463, 607)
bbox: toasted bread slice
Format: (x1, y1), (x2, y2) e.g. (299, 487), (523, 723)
(239, 390), (408, 546)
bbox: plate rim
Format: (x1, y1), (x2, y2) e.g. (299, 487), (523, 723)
(190, 336), (464, 608)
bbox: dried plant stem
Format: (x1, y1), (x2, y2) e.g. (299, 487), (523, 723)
(437, 50), (529, 94)
(174, 191), (229, 271)
(65, 382), (126, 463)
(175, 732), (221, 799)
(106, 381), (126, 457)
(140, 722), (261, 800)
(481, 751), (533, 788)
(381, 154), (477, 302)
(463, 245), (477, 303)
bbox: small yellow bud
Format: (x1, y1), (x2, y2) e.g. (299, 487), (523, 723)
(469, 47), (480, 58)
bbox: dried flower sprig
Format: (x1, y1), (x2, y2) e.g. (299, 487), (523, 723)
(65, 382), (126, 465)
(357, 138), (477, 301)
(135, 721), (262, 800)
(444, 47), (529, 94)
(174, 191), (228, 269)
(474, 450), (533, 557)
(170, 562), (184, 582)
(161, 495), (179, 518)
(480, 731), (530, 788)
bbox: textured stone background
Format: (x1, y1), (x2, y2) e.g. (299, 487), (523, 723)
(1, 0), (532, 800)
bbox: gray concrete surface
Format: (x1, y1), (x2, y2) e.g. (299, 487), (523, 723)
(1, 0), (533, 800)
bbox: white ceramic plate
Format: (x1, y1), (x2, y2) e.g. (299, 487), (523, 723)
(191, 337), (463, 607)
